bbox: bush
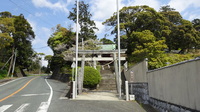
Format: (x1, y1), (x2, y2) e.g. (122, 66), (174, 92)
(0, 70), (7, 79)
(83, 66), (101, 88)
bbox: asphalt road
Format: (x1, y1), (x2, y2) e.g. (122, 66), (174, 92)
(0, 76), (146, 112)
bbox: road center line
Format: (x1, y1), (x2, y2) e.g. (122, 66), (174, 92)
(0, 77), (38, 102)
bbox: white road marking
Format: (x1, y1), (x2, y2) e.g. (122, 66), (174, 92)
(14, 103), (30, 112)
(36, 79), (53, 112)
(0, 77), (25, 87)
(21, 93), (49, 96)
(36, 102), (49, 112)
(0, 104), (12, 112)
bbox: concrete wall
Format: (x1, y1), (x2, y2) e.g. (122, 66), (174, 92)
(124, 59), (148, 83)
(147, 58), (200, 111)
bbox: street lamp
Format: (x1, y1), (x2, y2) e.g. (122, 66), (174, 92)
(74, 0), (79, 99)
(116, 0), (122, 98)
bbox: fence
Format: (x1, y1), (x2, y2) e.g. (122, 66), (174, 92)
(124, 58), (200, 111)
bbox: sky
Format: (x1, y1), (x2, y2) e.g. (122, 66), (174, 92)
(1, 0), (200, 66)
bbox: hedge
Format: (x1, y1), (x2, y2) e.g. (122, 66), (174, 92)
(83, 66), (101, 88)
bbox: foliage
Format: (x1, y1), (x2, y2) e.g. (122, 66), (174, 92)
(47, 25), (75, 78)
(13, 14), (35, 76)
(159, 5), (200, 53)
(0, 12), (35, 77)
(103, 5), (166, 49)
(68, 1), (98, 41)
(44, 55), (52, 73)
(48, 24), (75, 54)
(0, 11), (14, 50)
(165, 53), (199, 66)
(83, 66), (101, 88)
(192, 19), (200, 31)
(128, 30), (168, 69)
(0, 70), (7, 79)
(100, 38), (114, 44)
(103, 5), (200, 69)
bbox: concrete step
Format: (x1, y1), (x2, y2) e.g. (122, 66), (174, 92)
(98, 84), (117, 90)
(100, 79), (116, 84)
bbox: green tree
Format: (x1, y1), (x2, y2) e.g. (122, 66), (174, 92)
(103, 5), (166, 49)
(48, 24), (75, 54)
(175, 19), (199, 53)
(159, 6), (200, 53)
(68, 1), (98, 41)
(100, 38), (114, 44)
(192, 19), (200, 31)
(0, 12), (35, 77)
(192, 18), (200, 49)
(159, 5), (182, 51)
(12, 14), (35, 76)
(0, 11), (14, 50)
(47, 24), (75, 79)
(44, 55), (52, 73)
(128, 30), (167, 69)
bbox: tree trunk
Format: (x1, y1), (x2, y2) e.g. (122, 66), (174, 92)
(50, 67), (60, 79)
(20, 68), (27, 77)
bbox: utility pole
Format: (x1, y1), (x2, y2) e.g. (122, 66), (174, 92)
(79, 38), (85, 94)
(7, 47), (14, 77)
(11, 49), (17, 78)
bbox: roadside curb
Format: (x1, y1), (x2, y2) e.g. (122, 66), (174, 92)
(0, 79), (12, 84)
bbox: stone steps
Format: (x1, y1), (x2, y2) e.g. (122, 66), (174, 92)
(97, 67), (117, 91)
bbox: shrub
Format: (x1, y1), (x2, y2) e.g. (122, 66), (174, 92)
(83, 66), (101, 88)
(0, 70), (7, 79)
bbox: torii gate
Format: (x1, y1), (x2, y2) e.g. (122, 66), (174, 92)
(72, 49), (126, 95)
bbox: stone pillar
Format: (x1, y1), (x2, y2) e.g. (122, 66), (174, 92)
(78, 54), (85, 94)
(114, 53), (119, 93)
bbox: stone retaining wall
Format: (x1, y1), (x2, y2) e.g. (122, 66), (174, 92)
(129, 83), (149, 104)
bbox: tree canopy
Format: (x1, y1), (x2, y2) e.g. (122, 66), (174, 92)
(0, 11), (36, 76)
(103, 5), (200, 69)
(68, 1), (98, 41)
(0, 11), (14, 50)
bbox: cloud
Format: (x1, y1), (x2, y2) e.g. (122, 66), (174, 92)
(90, 0), (125, 21)
(95, 21), (105, 34)
(126, 0), (161, 10)
(168, 0), (200, 12)
(183, 9), (200, 20)
(31, 0), (69, 13)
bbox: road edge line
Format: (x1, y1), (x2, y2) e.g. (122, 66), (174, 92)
(0, 77), (25, 87)
(36, 78), (53, 112)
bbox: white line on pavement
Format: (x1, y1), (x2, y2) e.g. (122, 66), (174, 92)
(36, 78), (53, 112)
(14, 103), (30, 112)
(0, 104), (13, 112)
(21, 93), (49, 97)
(0, 77), (25, 87)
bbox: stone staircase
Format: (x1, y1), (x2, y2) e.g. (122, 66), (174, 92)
(97, 66), (117, 92)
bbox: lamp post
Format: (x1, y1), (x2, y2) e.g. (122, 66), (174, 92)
(74, 0), (79, 98)
(116, 0), (121, 98)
